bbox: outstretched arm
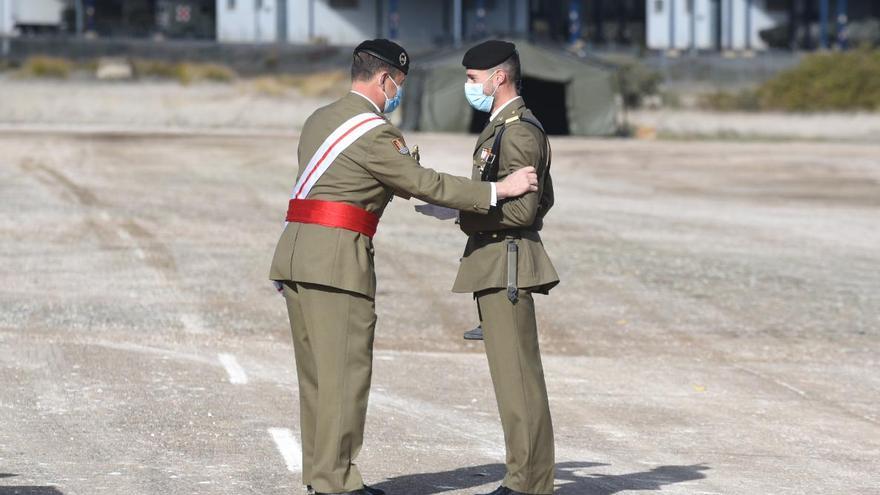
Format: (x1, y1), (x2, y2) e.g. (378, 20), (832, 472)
(361, 126), (536, 213)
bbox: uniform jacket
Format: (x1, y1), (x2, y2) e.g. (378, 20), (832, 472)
(270, 92), (492, 298)
(452, 98), (559, 294)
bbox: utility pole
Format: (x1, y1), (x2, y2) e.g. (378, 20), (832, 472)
(745, 0), (753, 51)
(568, 0), (581, 46)
(277, 0), (287, 42)
(475, 0), (486, 39)
(453, 0), (462, 46)
(836, 0), (848, 50)
(255, 0), (262, 43)
(308, 0), (314, 40)
(82, 0), (96, 37)
(389, 0), (399, 40)
(1, 0), (9, 58)
(689, 0), (697, 54)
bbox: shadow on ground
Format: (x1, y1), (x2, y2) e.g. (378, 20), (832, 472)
(0, 475), (65, 495)
(371, 462), (709, 495)
(0, 489), (64, 495)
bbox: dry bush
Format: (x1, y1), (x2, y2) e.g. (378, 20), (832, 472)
(18, 56), (72, 79)
(758, 48), (880, 111)
(132, 59), (237, 85)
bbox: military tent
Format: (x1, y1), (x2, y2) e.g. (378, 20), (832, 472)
(401, 40), (620, 136)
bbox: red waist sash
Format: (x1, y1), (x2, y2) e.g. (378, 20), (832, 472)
(286, 199), (379, 238)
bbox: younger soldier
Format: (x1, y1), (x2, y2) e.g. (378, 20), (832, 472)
(454, 40), (559, 495)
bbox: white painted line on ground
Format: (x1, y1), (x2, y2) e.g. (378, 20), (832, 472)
(734, 364), (808, 398)
(218, 353), (248, 385)
(268, 427), (302, 473)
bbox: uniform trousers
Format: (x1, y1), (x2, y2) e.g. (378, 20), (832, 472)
(283, 281), (377, 494)
(476, 288), (555, 494)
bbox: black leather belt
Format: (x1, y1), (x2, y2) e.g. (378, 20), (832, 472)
(473, 229), (537, 242)
(475, 229), (521, 240)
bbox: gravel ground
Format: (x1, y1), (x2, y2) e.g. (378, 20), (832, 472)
(0, 79), (334, 131)
(629, 109), (880, 142)
(0, 126), (878, 495)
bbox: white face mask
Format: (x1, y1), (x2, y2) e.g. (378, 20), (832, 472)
(464, 69), (500, 113)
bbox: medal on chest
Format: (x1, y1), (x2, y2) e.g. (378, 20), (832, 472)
(478, 147), (496, 173)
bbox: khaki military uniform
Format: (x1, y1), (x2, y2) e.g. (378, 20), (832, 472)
(270, 92), (492, 494)
(453, 98), (558, 495)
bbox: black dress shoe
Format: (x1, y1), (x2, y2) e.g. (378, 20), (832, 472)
(315, 490), (369, 495)
(477, 486), (529, 495)
(464, 325), (484, 340)
(313, 487), (381, 495)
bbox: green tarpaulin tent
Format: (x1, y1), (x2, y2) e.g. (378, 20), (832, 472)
(401, 40), (620, 136)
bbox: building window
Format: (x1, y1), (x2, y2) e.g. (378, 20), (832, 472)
(330, 0), (359, 8)
(227, 0), (236, 10)
(654, 0), (664, 14)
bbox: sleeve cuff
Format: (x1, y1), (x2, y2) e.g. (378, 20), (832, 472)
(490, 182), (498, 207)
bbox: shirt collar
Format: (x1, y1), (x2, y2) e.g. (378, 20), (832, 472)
(350, 90), (382, 114)
(490, 96), (523, 121)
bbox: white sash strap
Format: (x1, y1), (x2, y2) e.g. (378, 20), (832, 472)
(291, 112), (387, 200)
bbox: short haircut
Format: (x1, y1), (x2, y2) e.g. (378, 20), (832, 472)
(351, 52), (403, 81)
(494, 51), (522, 94)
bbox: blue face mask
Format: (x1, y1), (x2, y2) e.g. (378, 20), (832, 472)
(383, 76), (403, 114)
(464, 70), (500, 113)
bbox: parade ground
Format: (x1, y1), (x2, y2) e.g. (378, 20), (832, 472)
(0, 128), (878, 495)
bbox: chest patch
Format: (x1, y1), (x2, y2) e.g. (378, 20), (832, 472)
(392, 138), (410, 155)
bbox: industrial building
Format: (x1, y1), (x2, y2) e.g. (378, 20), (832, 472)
(0, 1), (877, 51)
(214, 0), (646, 46)
(646, 0), (880, 52)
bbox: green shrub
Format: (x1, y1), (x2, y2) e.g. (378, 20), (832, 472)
(172, 63), (195, 85)
(757, 48), (880, 111)
(132, 59), (179, 79)
(619, 60), (663, 108)
(699, 89), (762, 112)
(198, 63), (236, 82)
(132, 59), (237, 84)
(603, 55), (663, 108)
(18, 56), (72, 79)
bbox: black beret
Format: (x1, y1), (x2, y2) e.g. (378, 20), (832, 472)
(462, 40), (516, 70)
(354, 38), (410, 74)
